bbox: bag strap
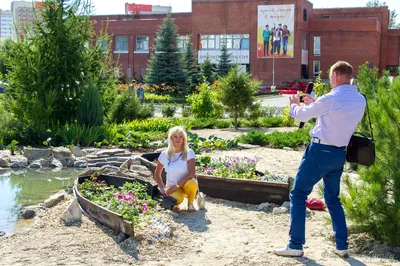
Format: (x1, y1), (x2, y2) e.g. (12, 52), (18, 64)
(361, 94), (374, 140)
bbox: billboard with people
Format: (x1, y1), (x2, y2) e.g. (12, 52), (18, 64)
(257, 5), (295, 58)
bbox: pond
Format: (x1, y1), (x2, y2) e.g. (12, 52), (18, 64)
(0, 168), (82, 235)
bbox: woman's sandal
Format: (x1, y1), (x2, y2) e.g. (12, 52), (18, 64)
(172, 205), (180, 212)
(187, 204), (196, 212)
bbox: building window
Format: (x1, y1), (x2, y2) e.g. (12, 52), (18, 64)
(136, 36), (149, 51)
(313, 61), (320, 77)
(96, 38), (108, 52)
(220, 34), (249, 50)
(301, 34), (307, 50)
(314, 36), (321, 56)
(303, 9), (307, 22)
(115, 36), (128, 52)
(177, 35), (190, 51)
(200, 35), (216, 50)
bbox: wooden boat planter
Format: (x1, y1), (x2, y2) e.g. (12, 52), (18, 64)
(141, 153), (291, 205)
(73, 174), (159, 237)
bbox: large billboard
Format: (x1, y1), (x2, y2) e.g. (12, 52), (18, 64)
(257, 5), (295, 58)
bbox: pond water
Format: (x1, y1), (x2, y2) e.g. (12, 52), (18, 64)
(0, 168), (82, 235)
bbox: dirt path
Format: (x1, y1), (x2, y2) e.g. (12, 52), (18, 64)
(0, 128), (399, 266)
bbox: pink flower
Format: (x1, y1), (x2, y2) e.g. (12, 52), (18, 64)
(107, 198), (110, 201)
(124, 195), (131, 201)
(117, 195), (123, 200)
(142, 203), (148, 212)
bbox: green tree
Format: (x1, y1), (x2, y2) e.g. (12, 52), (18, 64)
(186, 81), (223, 118)
(183, 37), (198, 92)
(77, 83), (103, 127)
(199, 56), (216, 84)
(4, 0), (116, 132)
(217, 44), (232, 77)
(366, 0), (400, 29)
(145, 13), (187, 91)
(218, 66), (261, 128)
(341, 62), (400, 245)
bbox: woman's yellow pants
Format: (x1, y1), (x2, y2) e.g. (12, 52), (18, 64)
(169, 178), (198, 205)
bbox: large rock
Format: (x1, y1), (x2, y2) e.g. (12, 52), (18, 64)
(9, 156), (28, 168)
(0, 150), (11, 168)
(28, 160), (42, 169)
(58, 157), (75, 167)
(95, 149), (126, 157)
(74, 160), (87, 168)
(51, 158), (63, 168)
(60, 198), (82, 224)
(20, 208), (36, 219)
(53, 147), (73, 158)
(71, 146), (86, 158)
(23, 148), (52, 163)
(44, 190), (68, 208)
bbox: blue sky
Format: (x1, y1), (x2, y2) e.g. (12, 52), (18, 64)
(1, 0), (399, 23)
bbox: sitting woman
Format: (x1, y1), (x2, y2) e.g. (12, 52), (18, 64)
(154, 126), (198, 212)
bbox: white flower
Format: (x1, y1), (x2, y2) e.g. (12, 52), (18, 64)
(47, 137), (52, 142)
(117, 205), (123, 210)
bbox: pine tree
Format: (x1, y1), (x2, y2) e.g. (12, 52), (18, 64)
(183, 37), (197, 92)
(145, 14), (187, 91)
(218, 65), (261, 129)
(341, 62), (400, 245)
(217, 44), (232, 77)
(199, 56), (216, 84)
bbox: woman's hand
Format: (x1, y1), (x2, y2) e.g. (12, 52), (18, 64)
(165, 185), (178, 196)
(303, 94), (315, 105)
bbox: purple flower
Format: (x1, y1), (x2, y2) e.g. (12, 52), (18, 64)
(107, 197), (111, 201)
(117, 195), (123, 200)
(124, 195), (131, 201)
(129, 192), (136, 197)
(142, 203), (148, 212)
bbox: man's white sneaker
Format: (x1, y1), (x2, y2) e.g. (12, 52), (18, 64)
(274, 246), (304, 257)
(333, 249), (349, 258)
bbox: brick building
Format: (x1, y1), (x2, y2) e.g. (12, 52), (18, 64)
(89, 0), (400, 86)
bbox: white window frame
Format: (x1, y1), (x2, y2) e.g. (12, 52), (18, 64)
(314, 36), (321, 56)
(135, 36), (149, 53)
(96, 37), (109, 52)
(115, 36), (128, 53)
(177, 35), (190, 51)
(313, 60), (321, 77)
(200, 35), (216, 50)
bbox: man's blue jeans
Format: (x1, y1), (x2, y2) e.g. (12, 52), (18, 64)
(288, 142), (348, 251)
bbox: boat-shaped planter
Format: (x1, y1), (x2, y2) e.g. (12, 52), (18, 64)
(141, 152), (291, 205)
(73, 174), (159, 237)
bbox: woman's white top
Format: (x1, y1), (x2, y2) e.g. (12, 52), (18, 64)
(158, 149), (195, 186)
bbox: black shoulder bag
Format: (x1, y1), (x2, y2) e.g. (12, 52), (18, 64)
(346, 95), (375, 166)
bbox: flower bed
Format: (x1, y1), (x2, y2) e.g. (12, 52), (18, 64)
(78, 173), (157, 226)
(196, 155), (289, 183)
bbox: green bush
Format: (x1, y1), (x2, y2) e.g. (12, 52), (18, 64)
(77, 83), (104, 127)
(282, 106), (296, 126)
(109, 89), (154, 123)
(264, 106), (284, 118)
(247, 102), (265, 120)
(213, 119), (232, 128)
(0, 94), (15, 145)
(144, 93), (171, 103)
(186, 81), (223, 118)
(161, 105), (177, 117)
(240, 129), (309, 148)
(261, 117), (284, 127)
(181, 107), (192, 117)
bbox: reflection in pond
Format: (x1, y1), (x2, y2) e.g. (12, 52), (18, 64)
(0, 168), (81, 235)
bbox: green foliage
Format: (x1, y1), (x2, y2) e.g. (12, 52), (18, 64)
(181, 107), (192, 117)
(218, 66), (261, 128)
(247, 102), (265, 120)
(78, 173), (157, 226)
(144, 93), (171, 103)
(4, 0), (117, 130)
(0, 94), (15, 144)
(145, 13), (187, 91)
(6, 140), (20, 155)
(198, 56), (216, 84)
(187, 132), (238, 154)
(341, 63), (400, 245)
(60, 124), (104, 146)
(313, 71), (331, 97)
(282, 106), (296, 126)
(161, 105), (177, 117)
(109, 89), (154, 123)
(217, 44), (232, 77)
(77, 82), (104, 127)
(240, 129), (309, 148)
(366, 0), (400, 29)
(183, 37), (197, 91)
(186, 82), (223, 118)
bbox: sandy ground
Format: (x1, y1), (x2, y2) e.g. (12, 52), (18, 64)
(1, 129), (400, 266)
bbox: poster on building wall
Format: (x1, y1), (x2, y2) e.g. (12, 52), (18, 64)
(257, 5), (295, 58)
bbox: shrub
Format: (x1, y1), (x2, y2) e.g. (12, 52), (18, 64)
(282, 106), (296, 126)
(0, 94), (15, 144)
(109, 89), (154, 123)
(214, 119), (232, 128)
(240, 129), (309, 148)
(77, 83), (104, 127)
(144, 93), (171, 103)
(161, 105), (177, 117)
(247, 102), (265, 120)
(181, 107), (192, 117)
(186, 81), (223, 118)
(264, 106), (284, 118)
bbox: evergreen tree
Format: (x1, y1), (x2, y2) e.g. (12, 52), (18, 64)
(199, 56), (216, 84)
(77, 83), (103, 127)
(145, 14), (187, 91)
(183, 37), (197, 92)
(4, 0), (116, 130)
(218, 65), (261, 128)
(341, 62), (400, 245)
(217, 44), (232, 77)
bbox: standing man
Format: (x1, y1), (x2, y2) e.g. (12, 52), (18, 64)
(136, 83), (145, 101)
(274, 61), (366, 257)
(274, 23), (283, 55)
(282, 25), (290, 56)
(262, 25), (271, 57)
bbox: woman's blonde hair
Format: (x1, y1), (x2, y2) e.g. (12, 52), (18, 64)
(167, 126), (189, 161)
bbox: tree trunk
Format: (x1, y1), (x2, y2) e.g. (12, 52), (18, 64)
(234, 111), (238, 129)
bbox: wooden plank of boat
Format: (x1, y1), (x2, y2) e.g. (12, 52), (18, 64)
(141, 153), (291, 205)
(74, 174), (158, 237)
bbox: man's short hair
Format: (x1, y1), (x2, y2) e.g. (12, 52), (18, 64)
(266, 25), (269, 27)
(331, 61), (353, 79)
(278, 23), (282, 26)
